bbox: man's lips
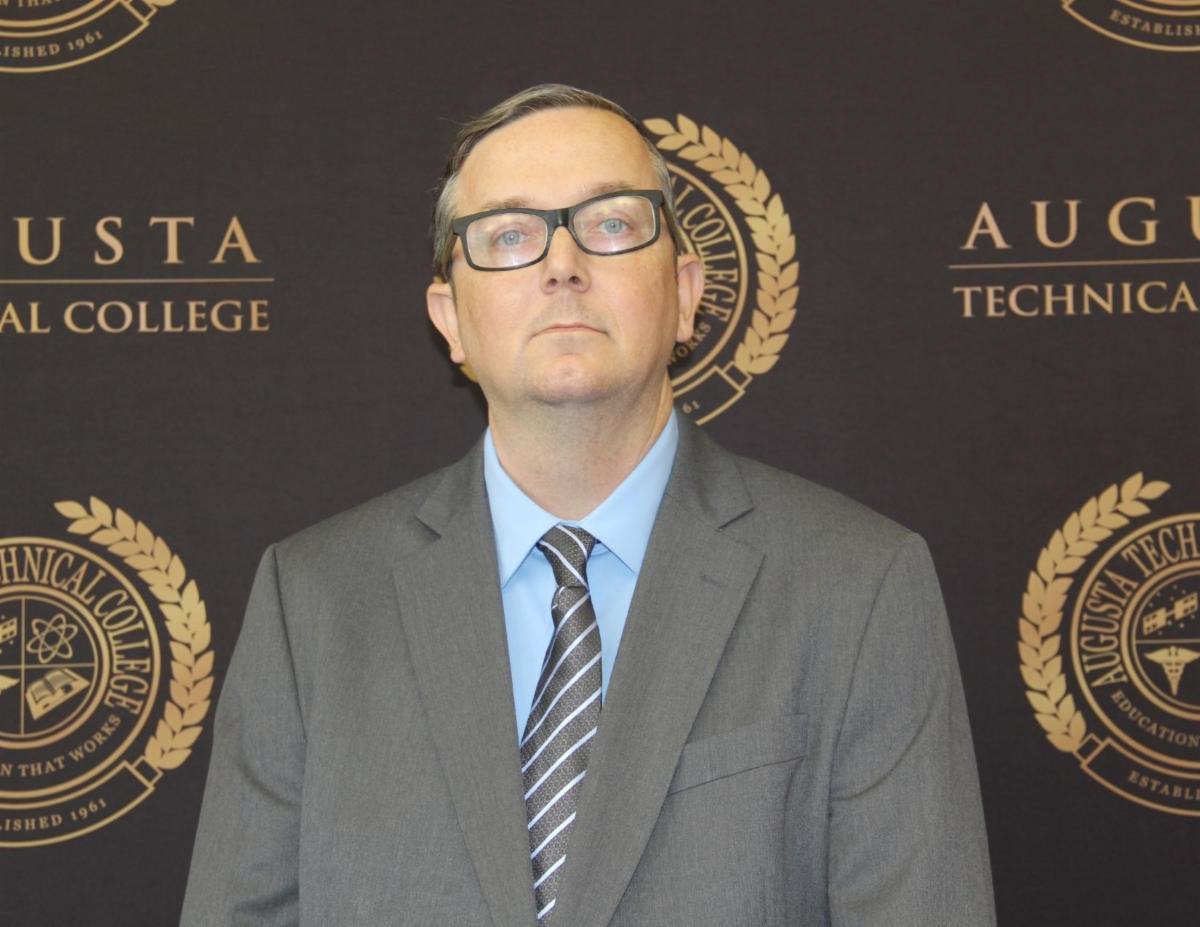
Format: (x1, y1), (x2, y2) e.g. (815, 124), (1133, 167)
(538, 322), (602, 334)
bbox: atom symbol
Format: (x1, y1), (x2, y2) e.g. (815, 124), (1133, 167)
(26, 612), (79, 663)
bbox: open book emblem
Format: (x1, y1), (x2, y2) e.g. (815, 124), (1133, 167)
(25, 668), (90, 721)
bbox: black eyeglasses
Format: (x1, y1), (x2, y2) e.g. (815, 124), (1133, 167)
(450, 189), (668, 272)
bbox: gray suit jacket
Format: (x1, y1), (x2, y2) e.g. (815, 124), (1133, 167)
(181, 420), (995, 926)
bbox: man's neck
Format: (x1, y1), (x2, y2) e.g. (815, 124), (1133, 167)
(488, 380), (675, 521)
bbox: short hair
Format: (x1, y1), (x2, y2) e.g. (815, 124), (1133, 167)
(430, 83), (683, 281)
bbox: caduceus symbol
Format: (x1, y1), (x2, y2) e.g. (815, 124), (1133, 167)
(1145, 646), (1200, 697)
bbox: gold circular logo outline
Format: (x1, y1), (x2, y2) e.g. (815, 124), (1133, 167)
(662, 161), (750, 390)
(0, 1), (110, 30)
(0, 498), (213, 846)
(646, 114), (799, 423)
(1061, 0), (1200, 53)
(0, 535), (161, 802)
(1070, 515), (1200, 769)
(0, 0), (179, 75)
(1018, 474), (1200, 815)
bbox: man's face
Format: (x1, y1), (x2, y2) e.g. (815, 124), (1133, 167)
(427, 107), (701, 414)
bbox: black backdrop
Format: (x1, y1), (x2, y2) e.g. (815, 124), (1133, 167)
(3, 1), (1198, 923)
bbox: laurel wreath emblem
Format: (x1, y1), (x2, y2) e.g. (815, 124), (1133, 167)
(53, 497), (212, 771)
(1019, 473), (1168, 752)
(645, 115), (798, 377)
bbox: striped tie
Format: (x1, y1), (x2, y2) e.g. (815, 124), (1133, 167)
(522, 524), (603, 924)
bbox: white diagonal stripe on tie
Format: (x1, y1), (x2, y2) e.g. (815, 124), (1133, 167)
(525, 727), (597, 799)
(521, 650), (602, 747)
(526, 615), (596, 719)
(531, 811), (576, 859)
(521, 687), (600, 773)
(533, 853), (566, 889)
(556, 524), (592, 558)
(537, 540), (586, 586)
(527, 769), (587, 829)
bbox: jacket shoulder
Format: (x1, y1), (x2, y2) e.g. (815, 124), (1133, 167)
(269, 464), (450, 579)
(727, 452), (917, 567)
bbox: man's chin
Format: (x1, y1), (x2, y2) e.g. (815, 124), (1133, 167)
(525, 366), (616, 407)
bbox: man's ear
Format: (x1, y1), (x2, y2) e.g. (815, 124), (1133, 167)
(674, 252), (703, 343)
(427, 278), (466, 364)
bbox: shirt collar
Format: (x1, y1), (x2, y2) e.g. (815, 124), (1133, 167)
(483, 409), (679, 586)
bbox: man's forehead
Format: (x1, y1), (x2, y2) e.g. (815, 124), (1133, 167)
(455, 107), (658, 213)
(475, 181), (645, 214)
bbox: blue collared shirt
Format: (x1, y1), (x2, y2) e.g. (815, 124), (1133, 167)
(483, 410), (679, 738)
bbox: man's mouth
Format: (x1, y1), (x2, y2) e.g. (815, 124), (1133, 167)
(540, 322), (600, 334)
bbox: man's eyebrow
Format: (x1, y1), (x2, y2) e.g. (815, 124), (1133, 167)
(474, 182), (640, 213)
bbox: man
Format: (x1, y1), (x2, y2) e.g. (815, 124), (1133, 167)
(181, 85), (995, 926)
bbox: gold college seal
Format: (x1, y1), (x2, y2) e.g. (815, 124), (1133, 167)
(0, 0), (180, 74)
(0, 498), (212, 845)
(1062, 1), (1200, 52)
(1019, 474), (1200, 815)
(645, 115), (797, 424)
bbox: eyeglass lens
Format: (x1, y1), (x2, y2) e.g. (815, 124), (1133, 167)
(464, 193), (658, 269)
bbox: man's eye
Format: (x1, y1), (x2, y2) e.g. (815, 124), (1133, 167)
(495, 229), (526, 248)
(599, 218), (628, 235)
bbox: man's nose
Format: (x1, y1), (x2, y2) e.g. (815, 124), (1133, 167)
(540, 225), (589, 292)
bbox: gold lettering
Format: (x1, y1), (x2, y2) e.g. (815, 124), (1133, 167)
(1137, 281), (1168, 314)
(60, 563), (92, 598)
(249, 299), (269, 331)
(1084, 634), (1118, 653)
(22, 546), (51, 584)
(113, 656), (151, 676)
(1081, 615), (1120, 636)
(0, 547), (18, 585)
(48, 552), (76, 589)
(93, 216), (124, 265)
(210, 216), (261, 264)
(1032, 200), (1079, 248)
(696, 300), (732, 323)
(985, 285), (1006, 317)
(1108, 197), (1158, 246)
(209, 300), (243, 332)
(680, 203), (715, 228)
(15, 217), (63, 266)
(104, 690), (144, 714)
(1082, 283), (1113, 315)
(1043, 284), (1074, 316)
(961, 202), (1011, 250)
(0, 302), (49, 334)
(148, 216), (195, 264)
(63, 301), (95, 333)
(97, 301), (133, 333)
(1179, 522), (1200, 560)
(954, 286), (982, 318)
(1169, 281), (1199, 313)
(1008, 283), (1039, 317)
(1102, 567), (1140, 598)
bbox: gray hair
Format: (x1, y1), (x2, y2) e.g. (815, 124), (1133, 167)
(430, 83), (682, 281)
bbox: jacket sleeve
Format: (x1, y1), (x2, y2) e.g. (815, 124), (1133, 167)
(180, 546), (306, 926)
(827, 533), (996, 926)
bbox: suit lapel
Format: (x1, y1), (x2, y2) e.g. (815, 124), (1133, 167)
(555, 423), (763, 927)
(393, 446), (537, 927)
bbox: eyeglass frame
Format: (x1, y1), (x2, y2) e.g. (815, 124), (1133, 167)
(448, 188), (680, 273)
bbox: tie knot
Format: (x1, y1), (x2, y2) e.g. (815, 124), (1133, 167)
(537, 524), (596, 589)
